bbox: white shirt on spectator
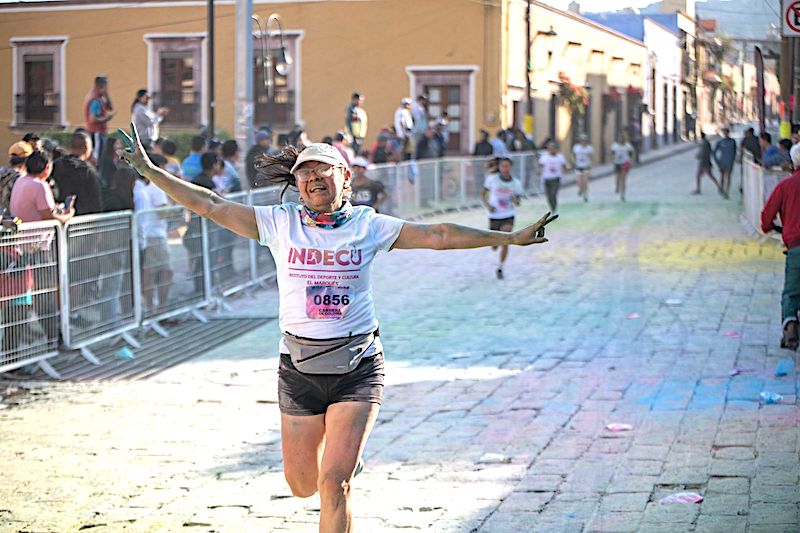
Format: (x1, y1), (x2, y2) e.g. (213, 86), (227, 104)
(133, 180), (169, 246)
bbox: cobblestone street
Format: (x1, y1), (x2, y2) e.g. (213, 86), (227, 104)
(1, 147), (797, 532)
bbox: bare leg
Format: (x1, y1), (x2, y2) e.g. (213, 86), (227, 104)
(619, 170), (628, 201)
(281, 412), (326, 498)
(318, 402), (380, 533)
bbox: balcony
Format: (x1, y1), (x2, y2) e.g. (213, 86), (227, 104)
(15, 93), (61, 127)
(152, 90), (201, 129)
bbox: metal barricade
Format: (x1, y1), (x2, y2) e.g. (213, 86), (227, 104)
(0, 221), (61, 377)
(206, 191), (253, 296)
(368, 163), (401, 216)
(61, 212), (138, 356)
(741, 158), (763, 233)
(249, 187), (282, 282)
(135, 205), (208, 326)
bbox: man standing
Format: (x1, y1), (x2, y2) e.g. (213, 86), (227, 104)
(410, 94), (429, 142)
(393, 98), (414, 160)
(473, 130), (494, 156)
(761, 146), (800, 350)
(50, 132), (103, 216)
(740, 127), (761, 164)
(181, 135), (207, 181)
(692, 132), (722, 196)
(345, 93), (368, 156)
(713, 127), (737, 198)
(760, 132), (787, 168)
(131, 89), (168, 148)
(482, 157), (524, 280)
(220, 140), (242, 193)
(245, 130), (277, 188)
(84, 76), (115, 161)
(490, 130), (510, 157)
(349, 157), (387, 212)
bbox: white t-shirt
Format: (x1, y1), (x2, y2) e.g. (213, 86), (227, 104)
(539, 153), (567, 180)
(255, 203), (405, 343)
(572, 144), (594, 169)
(483, 173), (524, 220)
(611, 142), (633, 165)
(133, 180), (169, 245)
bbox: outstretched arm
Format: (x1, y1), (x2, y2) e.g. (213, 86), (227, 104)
(393, 212), (557, 250)
(117, 123), (259, 240)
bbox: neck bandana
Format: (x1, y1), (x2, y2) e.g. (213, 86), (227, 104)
(301, 202), (353, 229)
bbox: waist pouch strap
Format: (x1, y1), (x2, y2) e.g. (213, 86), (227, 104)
(283, 331), (377, 375)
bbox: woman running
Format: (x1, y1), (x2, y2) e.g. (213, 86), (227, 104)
(610, 133), (634, 202)
(117, 123), (556, 533)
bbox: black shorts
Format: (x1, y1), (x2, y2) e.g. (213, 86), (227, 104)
(277, 352), (385, 416)
(489, 217), (514, 231)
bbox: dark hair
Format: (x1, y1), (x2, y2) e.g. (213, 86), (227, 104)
(22, 132), (39, 142)
(94, 76), (108, 87)
(498, 157), (513, 165)
(131, 88), (148, 112)
(109, 167), (138, 209)
(254, 145), (300, 191)
(334, 132), (345, 142)
(322, 136), (333, 145)
(760, 132), (772, 144)
(222, 139), (238, 158)
(746, 127), (755, 135)
(200, 151), (220, 171)
(69, 132), (90, 153)
(160, 138), (178, 156)
(25, 150), (51, 175)
(191, 135), (207, 152)
(779, 138), (792, 151)
(352, 92), (361, 100)
(149, 152), (168, 169)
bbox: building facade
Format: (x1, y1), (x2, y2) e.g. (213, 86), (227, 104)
(2, 0), (646, 163)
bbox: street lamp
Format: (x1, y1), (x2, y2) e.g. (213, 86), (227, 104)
(252, 13), (293, 130)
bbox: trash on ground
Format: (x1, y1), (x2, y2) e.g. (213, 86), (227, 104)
(477, 452), (512, 464)
(724, 331), (741, 338)
(774, 358), (794, 377)
(664, 298), (682, 306)
(605, 423), (633, 432)
(626, 313), (641, 319)
(760, 391), (783, 404)
(659, 492), (703, 504)
(114, 347), (135, 360)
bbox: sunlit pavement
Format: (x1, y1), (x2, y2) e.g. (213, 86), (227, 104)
(1, 147), (797, 532)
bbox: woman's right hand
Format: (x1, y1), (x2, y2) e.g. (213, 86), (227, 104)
(116, 123), (153, 176)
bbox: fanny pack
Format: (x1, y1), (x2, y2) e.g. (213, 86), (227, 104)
(283, 330), (379, 375)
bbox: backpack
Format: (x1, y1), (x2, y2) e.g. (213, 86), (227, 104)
(0, 166), (21, 214)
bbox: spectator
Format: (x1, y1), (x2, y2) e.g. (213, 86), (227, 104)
(761, 132), (787, 168)
(778, 139), (794, 171)
(332, 132), (352, 165)
(9, 151), (72, 344)
(628, 121), (643, 164)
(134, 162), (173, 313)
(692, 132), (722, 196)
(220, 140), (242, 194)
(97, 136), (121, 189)
(181, 135), (207, 180)
(350, 157), (387, 212)
(345, 93), (368, 155)
(761, 145), (800, 350)
(102, 166), (136, 212)
(433, 119), (448, 157)
(510, 129), (535, 152)
(0, 142), (33, 213)
(50, 132), (104, 215)
(393, 98), (414, 159)
(370, 132), (393, 164)
(131, 89), (168, 148)
(159, 138), (182, 179)
(415, 128), (439, 160)
(245, 130), (276, 188)
(490, 129), (510, 157)
(22, 133), (41, 152)
(740, 127), (761, 164)
(410, 94), (429, 140)
(473, 130), (494, 156)
(84, 76), (115, 161)
(183, 151), (219, 292)
(713, 127), (737, 198)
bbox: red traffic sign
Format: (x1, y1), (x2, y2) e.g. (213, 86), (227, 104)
(784, 0), (800, 35)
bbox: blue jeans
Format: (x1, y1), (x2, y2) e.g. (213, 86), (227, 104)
(783, 247), (800, 325)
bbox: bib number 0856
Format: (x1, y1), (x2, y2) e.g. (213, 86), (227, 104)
(313, 294), (350, 306)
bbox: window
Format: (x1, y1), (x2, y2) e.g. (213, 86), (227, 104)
(252, 34), (300, 130)
(424, 85), (462, 153)
(145, 35), (204, 128)
(11, 38), (66, 128)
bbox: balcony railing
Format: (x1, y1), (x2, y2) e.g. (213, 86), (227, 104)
(15, 93), (60, 126)
(152, 90), (201, 128)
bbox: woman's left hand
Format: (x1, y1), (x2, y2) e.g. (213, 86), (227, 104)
(511, 212), (558, 245)
(116, 122), (153, 176)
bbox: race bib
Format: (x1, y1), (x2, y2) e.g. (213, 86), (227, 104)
(306, 285), (353, 320)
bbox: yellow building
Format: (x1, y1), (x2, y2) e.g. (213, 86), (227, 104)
(1, 0), (644, 163)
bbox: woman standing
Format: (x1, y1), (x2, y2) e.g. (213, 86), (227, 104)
(130, 89), (168, 148)
(610, 133), (634, 202)
(117, 124), (555, 533)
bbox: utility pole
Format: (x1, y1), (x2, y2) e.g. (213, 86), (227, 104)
(234, 0), (254, 189)
(207, 0), (215, 139)
(524, 0), (533, 136)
